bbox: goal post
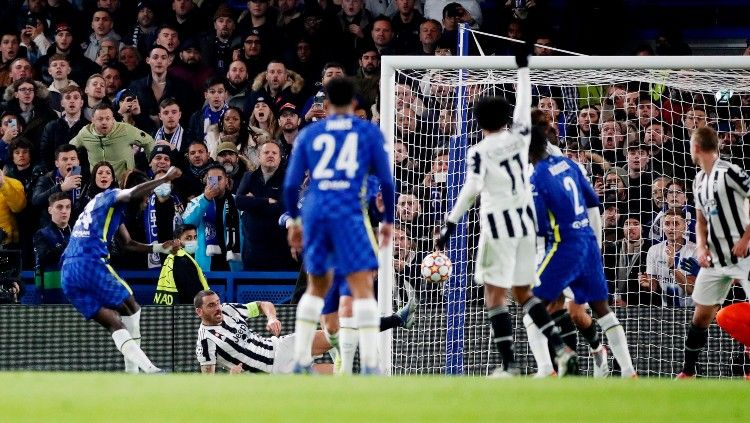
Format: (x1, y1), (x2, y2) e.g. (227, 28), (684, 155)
(378, 54), (750, 377)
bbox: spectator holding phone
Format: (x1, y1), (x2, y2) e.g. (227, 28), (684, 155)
(0, 112), (24, 167)
(32, 144), (85, 226)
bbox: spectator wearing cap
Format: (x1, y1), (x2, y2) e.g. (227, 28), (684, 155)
(168, 37), (214, 100)
(391, 0), (426, 55)
(246, 60), (305, 116)
(148, 144), (173, 178)
(236, 141), (297, 272)
(2, 78), (58, 148)
(70, 103), (155, 181)
(226, 60), (251, 113)
(31, 144), (82, 227)
(35, 23), (99, 88)
(144, 168), (185, 268)
(332, 0), (373, 73)
(166, 0), (206, 40)
(625, 141), (654, 214)
(354, 47), (380, 111)
(215, 141), (251, 194)
(128, 44), (193, 131)
(154, 97), (196, 158)
(188, 76), (229, 140)
(248, 96), (279, 140)
(199, 3), (241, 77)
(127, 1), (158, 59)
(83, 8), (121, 63)
(277, 102), (300, 160)
(234, 30), (269, 84)
(40, 85), (89, 171)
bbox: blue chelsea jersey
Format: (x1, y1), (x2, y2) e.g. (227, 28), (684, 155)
(63, 189), (126, 261)
(531, 155), (600, 242)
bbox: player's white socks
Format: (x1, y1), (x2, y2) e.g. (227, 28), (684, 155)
(353, 298), (379, 370)
(598, 312), (636, 377)
(523, 314), (554, 376)
(339, 317), (358, 375)
(111, 329), (160, 373)
(120, 310), (142, 374)
(293, 294), (324, 367)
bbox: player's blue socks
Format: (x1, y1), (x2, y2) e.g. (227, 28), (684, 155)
(339, 317), (357, 375)
(111, 329), (160, 373)
(598, 312), (635, 377)
(293, 294), (325, 368)
(523, 297), (565, 354)
(353, 298), (379, 371)
(121, 310), (142, 374)
(488, 305), (515, 370)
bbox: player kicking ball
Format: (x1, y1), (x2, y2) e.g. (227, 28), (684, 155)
(526, 124), (636, 378)
(436, 46), (577, 378)
(283, 77), (395, 374)
(61, 165), (183, 373)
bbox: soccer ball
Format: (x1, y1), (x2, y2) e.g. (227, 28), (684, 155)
(421, 252), (452, 283)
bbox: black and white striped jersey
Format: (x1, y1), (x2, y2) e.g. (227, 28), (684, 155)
(196, 303), (275, 373)
(693, 158), (750, 267)
(446, 67), (535, 238)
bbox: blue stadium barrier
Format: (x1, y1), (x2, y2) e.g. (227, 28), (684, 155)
(19, 270), (298, 305)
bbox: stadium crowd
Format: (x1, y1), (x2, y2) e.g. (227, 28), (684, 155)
(0, 0), (747, 310)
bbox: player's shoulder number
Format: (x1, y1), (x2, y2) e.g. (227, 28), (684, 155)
(311, 132), (359, 179)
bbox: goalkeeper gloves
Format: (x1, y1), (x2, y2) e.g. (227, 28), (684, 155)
(435, 221), (457, 250)
(514, 41), (532, 68)
(679, 257), (701, 277)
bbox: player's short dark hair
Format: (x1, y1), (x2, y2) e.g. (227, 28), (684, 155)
(325, 77), (356, 107)
(174, 224), (197, 239)
(194, 289), (218, 308)
(474, 96), (512, 131)
(48, 191), (70, 207)
(692, 127), (719, 152)
(54, 143), (77, 160)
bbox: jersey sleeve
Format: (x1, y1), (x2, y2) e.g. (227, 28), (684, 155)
(369, 125), (395, 223)
(223, 302), (260, 319)
(196, 336), (216, 366)
(725, 164), (750, 197)
(282, 130), (309, 219)
(531, 172), (551, 236)
(447, 147), (483, 223)
(512, 67), (531, 143)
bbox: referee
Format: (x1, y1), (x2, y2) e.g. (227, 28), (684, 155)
(678, 127), (750, 378)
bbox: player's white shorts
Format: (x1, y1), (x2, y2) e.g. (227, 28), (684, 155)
(271, 334), (296, 374)
(692, 258), (750, 306)
(475, 233), (539, 288)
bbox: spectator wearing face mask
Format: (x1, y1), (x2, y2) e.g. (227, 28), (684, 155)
(144, 168), (184, 268)
(153, 224), (209, 306)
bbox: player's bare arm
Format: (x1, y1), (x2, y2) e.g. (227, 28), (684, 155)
(695, 212), (711, 267)
(116, 166), (182, 203)
(258, 301), (282, 336)
(117, 224), (178, 254)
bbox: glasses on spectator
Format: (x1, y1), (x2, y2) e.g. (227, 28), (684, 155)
(17, 87), (34, 93)
(208, 89), (226, 95)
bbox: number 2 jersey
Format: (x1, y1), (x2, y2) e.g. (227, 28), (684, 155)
(63, 189), (126, 261)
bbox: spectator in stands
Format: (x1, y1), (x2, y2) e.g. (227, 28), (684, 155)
(354, 47), (380, 112)
(396, 191), (430, 242)
(438, 2), (462, 52)
(113, 88), (154, 134)
(391, 0), (425, 54)
(126, 1), (157, 58)
(188, 76), (229, 140)
(167, 0), (206, 40)
(418, 148), (449, 225)
(152, 25), (181, 60)
(277, 102), (300, 160)
(226, 60), (251, 112)
(644, 121), (685, 177)
(82, 73), (108, 120)
(649, 180), (696, 244)
(641, 208), (696, 307)
(32, 143), (84, 220)
(333, 0), (373, 73)
(603, 214), (653, 306)
(563, 140), (609, 178)
(153, 223), (209, 306)
(247, 60), (305, 115)
(154, 98), (195, 157)
(239, 0), (282, 54)
(83, 8), (121, 63)
(168, 38), (214, 101)
(39, 86), (88, 171)
(234, 30), (268, 87)
(370, 15), (396, 56)
(602, 202), (620, 243)
(182, 163), (243, 272)
(92, 38), (120, 69)
(597, 166), (628, 212)
(302, 62), (345, 124)
(624, 142), (654, 214)
(290, 37), (323, 90)
(572, 105), (599, 142)
(424, 0), (481, 28)
(248, 96), (279, 141)
(649, 175), (670, 214)
(0, 32), (21, 88)
(393, 223), (421, 299)
(33, 191), (71, 304)
(199, 4), (240, 77)
(144, 168), (185, 268)
(176, 140), (213, 201)
(4, 138), (39, 195)
(0, 160), (27, 247)
(3, 78), (58, 147)
(46, 55), (77, 113)
(118, 45), (146, 81)
(409, 19), (442, 55)
(236, 141), (296, 272)
(147, 144), (172, 178)
(205, 105), (250, 160)
(70, 103), (155, 181)
(394, 139), (420, 195)
(34, 22), (99, 87)
(637, 94), (661, 129)
(594, 119), (626, 167)
(215, 142), (251, 194)
(1, 58), (33, 94)
(535, 94), (565, 138)
(276, 0), (305, 52)
(76, 160), (117, 218)
(0, 112), (24, 166)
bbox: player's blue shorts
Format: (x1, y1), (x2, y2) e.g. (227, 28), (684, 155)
(534, 236), (608, 304)
(303, 214), (378, 277)
(322, 272), (352, 315)
(61, 258), (133, 320)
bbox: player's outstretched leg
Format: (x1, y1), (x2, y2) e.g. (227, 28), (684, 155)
(94, 307), (161, 373)
(292, 273), (331, 373)
(716, 302), (750, 347)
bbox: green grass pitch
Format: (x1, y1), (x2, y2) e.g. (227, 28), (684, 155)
(2, 373), (748, 422)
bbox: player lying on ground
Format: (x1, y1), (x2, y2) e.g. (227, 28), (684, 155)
(283, 77), (395, 374)
(527, 124), (636, 378)
(677, 127), (750, 378)
(61, 165), (183, 373)
(194, 289), (413, 374)
(436, 45), (577, 378)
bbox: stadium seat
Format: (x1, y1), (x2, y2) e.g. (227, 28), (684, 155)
(235, 285), (295, 305)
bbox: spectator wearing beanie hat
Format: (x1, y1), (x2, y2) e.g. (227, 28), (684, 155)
(199, 3), (241, 76)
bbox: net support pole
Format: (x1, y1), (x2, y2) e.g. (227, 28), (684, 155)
(378, 51), (397, 376)
(443, 23), (471, 375)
